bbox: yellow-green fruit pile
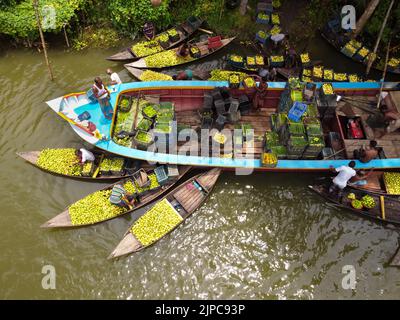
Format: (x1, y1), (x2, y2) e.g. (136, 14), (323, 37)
(144, 50), (194, 68)
(82, 161), (93, 175)
(361, 195), (376, 209)
(123, 180), (137, 194)
(99, 158), (124, 172)
(131, 198), (183, 246)
(69, 190), (127, 225)
(37, 148), (81, 176)
(209, 70), (247, 81)
(139, 70), (173, 81)
(384, 172), (400, 194)
(135, 173), (159, 193)
(132, 40), (163, 57)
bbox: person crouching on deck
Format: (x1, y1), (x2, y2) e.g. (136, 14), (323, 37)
(172, 69), (193, 80)
(109, 184), (137, 209)
(329, 161), (357, 197)
(92, 77), (113, 120)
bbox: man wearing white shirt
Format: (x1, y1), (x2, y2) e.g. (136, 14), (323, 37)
(106, 68), (122, 85)
(78, 148), (95, 163)
(329, 161), (356, 197)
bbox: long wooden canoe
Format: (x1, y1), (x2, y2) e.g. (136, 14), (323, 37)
(107, 17), (204, 62)
(389, 245), (400, 267)
(347, 171), (400, 197)
(124, 37), (236, 69)
(17, 149), (140, 181)
(108, 168), (221, 259)
(309, 184), (400, 225)
(41, 165), (191, 228)
(320, 28), (400, 75)
(125, 66), (209, 81)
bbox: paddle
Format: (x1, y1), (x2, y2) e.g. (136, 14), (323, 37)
(92, 154), (104, 178)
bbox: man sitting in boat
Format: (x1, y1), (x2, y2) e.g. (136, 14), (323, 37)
(177, 43), (190, 58)
(329, 161), (357, 196)
(92, 77), (113, 120)
(353, 140), (379, 163)
(172, 69), (193, 80)
(76, 148), (95, 164)
(109, 184), (137, 209)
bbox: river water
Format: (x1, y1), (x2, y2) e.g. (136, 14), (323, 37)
(0, 42), (399, 299)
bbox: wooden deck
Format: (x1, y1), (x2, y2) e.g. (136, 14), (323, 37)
(175, 108), (272, 159)
(337, 96), (400, 159)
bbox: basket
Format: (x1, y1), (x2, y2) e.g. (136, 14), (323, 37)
(243, 76), (256, 89)
(134, 130), (153, 149)
(154, 166), (168, 185)
(255, 31), (269, 44)
(118, 95), (132, 113)
(167, 29), (180, 42)
(228, 74), (240, 89)
(261, 152), (278, 168)
(228, 54), (245, 68)
(256, 12), (270, 24)
(269, 56), (284, 67)
(132, 168), (151, 188)
(189, 46), (201, 58)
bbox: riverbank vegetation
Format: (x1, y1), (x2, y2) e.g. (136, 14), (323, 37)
(0, 0), (398, 56)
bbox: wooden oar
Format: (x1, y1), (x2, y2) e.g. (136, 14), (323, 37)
(198, 28), (213, 35)
(92, 154), (104, 178)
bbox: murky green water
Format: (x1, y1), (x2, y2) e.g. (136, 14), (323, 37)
(0, 42), (399, 299)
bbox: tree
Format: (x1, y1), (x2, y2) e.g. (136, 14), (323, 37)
(352, 0), (381, 38)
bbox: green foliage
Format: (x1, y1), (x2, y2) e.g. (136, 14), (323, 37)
(363, 0), (400, 46)
(170, 0), (259, 39)
(107, 0), (172, 35)
(0, 0), (84, 39)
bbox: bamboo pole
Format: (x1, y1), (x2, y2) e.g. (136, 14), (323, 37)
(352, 0), (381, 38)
(33, 0), (54, 81)
(219, 0), (224, 21)
(376, 38), (391, 111)
(63, 23), (70, 48)
(366, 0), (395, 76)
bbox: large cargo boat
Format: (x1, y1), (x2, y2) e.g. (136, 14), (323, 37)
(46, 80), (400, 172)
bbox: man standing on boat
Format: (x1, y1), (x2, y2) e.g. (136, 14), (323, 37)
(106, 68), (122, 85)
(92, 77), (113, 120)
(329, 161), (357, 197)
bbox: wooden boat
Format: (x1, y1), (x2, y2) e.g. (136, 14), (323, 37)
(125, 66), (209, 81)
(17, 149), (137, 181)
(309, 184), (400, 225)
(389, 246), (400, 267)
(107, 17), (204, 62)
(347, 171), (400, 197)
(320, 23), (400, 75)
(45, 80), (400, 172)
(124, 37), (236, 69)
(41, 165), (191, 228)
(108, 168), (221, 259)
